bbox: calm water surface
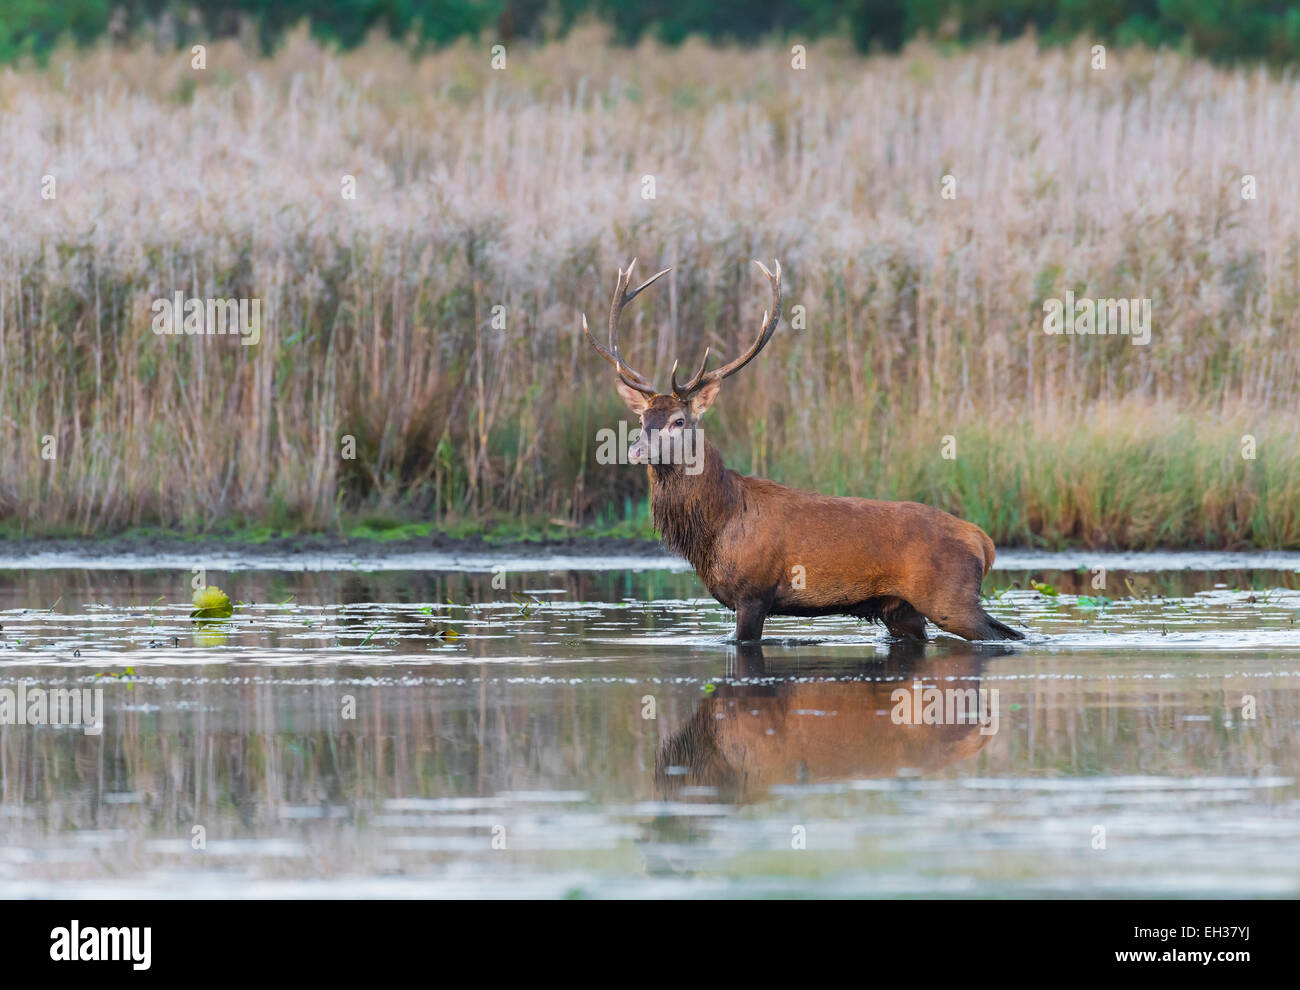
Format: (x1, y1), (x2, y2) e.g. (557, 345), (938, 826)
(1, 555), (1298, 897)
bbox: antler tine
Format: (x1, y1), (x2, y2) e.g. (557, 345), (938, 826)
(581, 257), (671, 396)
(622, 261), (673, 305)
(607, 259), (671, 387)
(582, 314), (657, 396)
(605, 260), (633, 354)
(673, 259), (782, 399)
(670, 347), (710, 396)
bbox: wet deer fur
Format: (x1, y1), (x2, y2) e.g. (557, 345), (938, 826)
(582, 258), (1024, 643)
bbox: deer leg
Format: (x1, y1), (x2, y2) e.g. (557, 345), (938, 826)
(926, 603), (1024, 642)
(734, 601), (768, 642)
(883, 601), (928, 642)
(910, 554), (1024, 642)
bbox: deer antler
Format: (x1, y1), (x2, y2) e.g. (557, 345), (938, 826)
(671, 259), (781, 399)
(582, 258), (670, 397)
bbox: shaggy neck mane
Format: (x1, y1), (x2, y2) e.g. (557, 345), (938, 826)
(648, 438), (739, 575)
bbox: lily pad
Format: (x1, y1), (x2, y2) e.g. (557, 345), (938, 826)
(1076, 595), (1112, 609)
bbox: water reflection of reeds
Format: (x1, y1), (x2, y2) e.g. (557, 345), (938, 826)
(0, 567), (708, 613)
(4, 666), (1295, 835)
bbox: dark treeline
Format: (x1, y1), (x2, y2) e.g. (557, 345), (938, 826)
(4, 1), (1299, 63)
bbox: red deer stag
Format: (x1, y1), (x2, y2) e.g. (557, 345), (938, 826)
(582, 258), (1023, 643)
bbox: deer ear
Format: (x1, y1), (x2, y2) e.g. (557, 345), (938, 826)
(615, 380), (652, 415)
(688, 379), (722, 418)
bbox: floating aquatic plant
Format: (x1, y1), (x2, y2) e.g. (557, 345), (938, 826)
(191, 586), (234, 619)
(1076, 595), (1112, 609)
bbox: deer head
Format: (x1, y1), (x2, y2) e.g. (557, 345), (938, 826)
(582, 258), (782, 470)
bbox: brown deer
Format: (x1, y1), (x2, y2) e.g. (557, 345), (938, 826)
(583, 258), (1024, 643)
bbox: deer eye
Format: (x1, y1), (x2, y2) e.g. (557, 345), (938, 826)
(670, 416), (685, 428)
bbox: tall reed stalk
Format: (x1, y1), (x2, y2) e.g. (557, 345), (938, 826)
(1, 29), (1297, 546)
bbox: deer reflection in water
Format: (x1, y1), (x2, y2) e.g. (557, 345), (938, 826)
(655, 641), (1011, 805)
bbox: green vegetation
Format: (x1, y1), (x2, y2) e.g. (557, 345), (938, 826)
(1, 34), (1298, 548)
(4, 1), (1300, 64)
(190, 585), (235, 618)
(0, 513), (660, 545)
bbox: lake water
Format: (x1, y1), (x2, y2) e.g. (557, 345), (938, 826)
(1, 552), (1298, 897)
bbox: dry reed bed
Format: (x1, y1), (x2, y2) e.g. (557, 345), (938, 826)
(0, 29), (1297, 545)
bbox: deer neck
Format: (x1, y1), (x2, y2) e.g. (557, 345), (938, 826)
(648, 437), (738, 576)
